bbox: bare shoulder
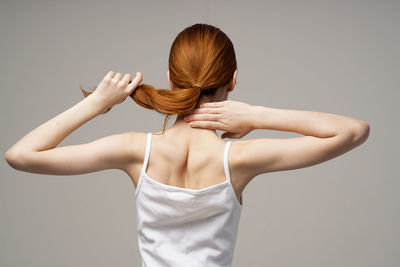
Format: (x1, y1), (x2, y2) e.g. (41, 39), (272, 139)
(119, 131), (149, 185)
(123, 131), (149, 161)
(228, 139), (259, 194)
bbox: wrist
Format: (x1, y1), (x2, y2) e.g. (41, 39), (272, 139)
(84, 94), (108, 115)
(248, 105), (271, 130)
(248, 105), (262, 130)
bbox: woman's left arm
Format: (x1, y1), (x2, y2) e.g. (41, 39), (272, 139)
(5, 70), (143, 175)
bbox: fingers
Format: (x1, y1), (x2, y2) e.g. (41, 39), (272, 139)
(184, 113), (221, 122)
(189, 107), (221, 114)
(104, 70), (115, 81)
(112, 72), (122, 83)
(119, 73), (132, 86)
(102, 70), (142, 89)
(187, 120), (224, 130)
(126, 72), (143, 93)
(199, 101), (224, 108)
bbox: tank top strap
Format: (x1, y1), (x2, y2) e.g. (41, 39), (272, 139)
(223, 141), (233, 184)
(140, 132), (152, 175)
(135, 132), (152, 197)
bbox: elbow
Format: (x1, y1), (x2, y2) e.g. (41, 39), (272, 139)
(5, 149), (25, 170)
(348, 121), (370, 146)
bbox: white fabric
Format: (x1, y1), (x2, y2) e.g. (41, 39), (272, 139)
(135, 132), (242, 267)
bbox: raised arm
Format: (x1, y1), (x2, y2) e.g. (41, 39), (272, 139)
(183, 100), (370, 185)
(233, 105), (370, 177)
(5, 71), (144, 175)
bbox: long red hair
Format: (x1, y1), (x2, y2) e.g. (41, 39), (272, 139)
(81, 23), (237, 133)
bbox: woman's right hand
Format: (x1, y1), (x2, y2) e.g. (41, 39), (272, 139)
(183, 100), (256, 139)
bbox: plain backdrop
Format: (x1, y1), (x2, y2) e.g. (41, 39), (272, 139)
(1, 0), (398, 266)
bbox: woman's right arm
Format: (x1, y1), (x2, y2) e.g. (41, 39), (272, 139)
(184, 101), (370, 180)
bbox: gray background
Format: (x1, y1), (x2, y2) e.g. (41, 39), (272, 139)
(0, 0), (398, 266)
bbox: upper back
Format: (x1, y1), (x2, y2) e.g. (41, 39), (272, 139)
(146, 132), (229, 189)
(125, 131), (246, 204)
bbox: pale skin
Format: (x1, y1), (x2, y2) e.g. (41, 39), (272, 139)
(5, 69), (370, 204)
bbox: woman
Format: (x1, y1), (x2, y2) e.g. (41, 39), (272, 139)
(5, 23), (370, 266)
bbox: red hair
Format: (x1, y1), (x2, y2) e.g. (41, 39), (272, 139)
(81, 23), (237, 133)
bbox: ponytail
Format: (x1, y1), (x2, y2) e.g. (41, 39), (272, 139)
(132, 84), (201, 114)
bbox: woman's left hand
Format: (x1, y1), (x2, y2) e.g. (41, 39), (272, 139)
(90, 70), (143, 113)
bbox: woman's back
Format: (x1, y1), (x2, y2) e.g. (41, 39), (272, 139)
(127, 119), (244, 204)
(133, 131), (242, 267)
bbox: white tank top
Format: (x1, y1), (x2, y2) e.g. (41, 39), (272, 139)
(134, 132), (242, 267)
